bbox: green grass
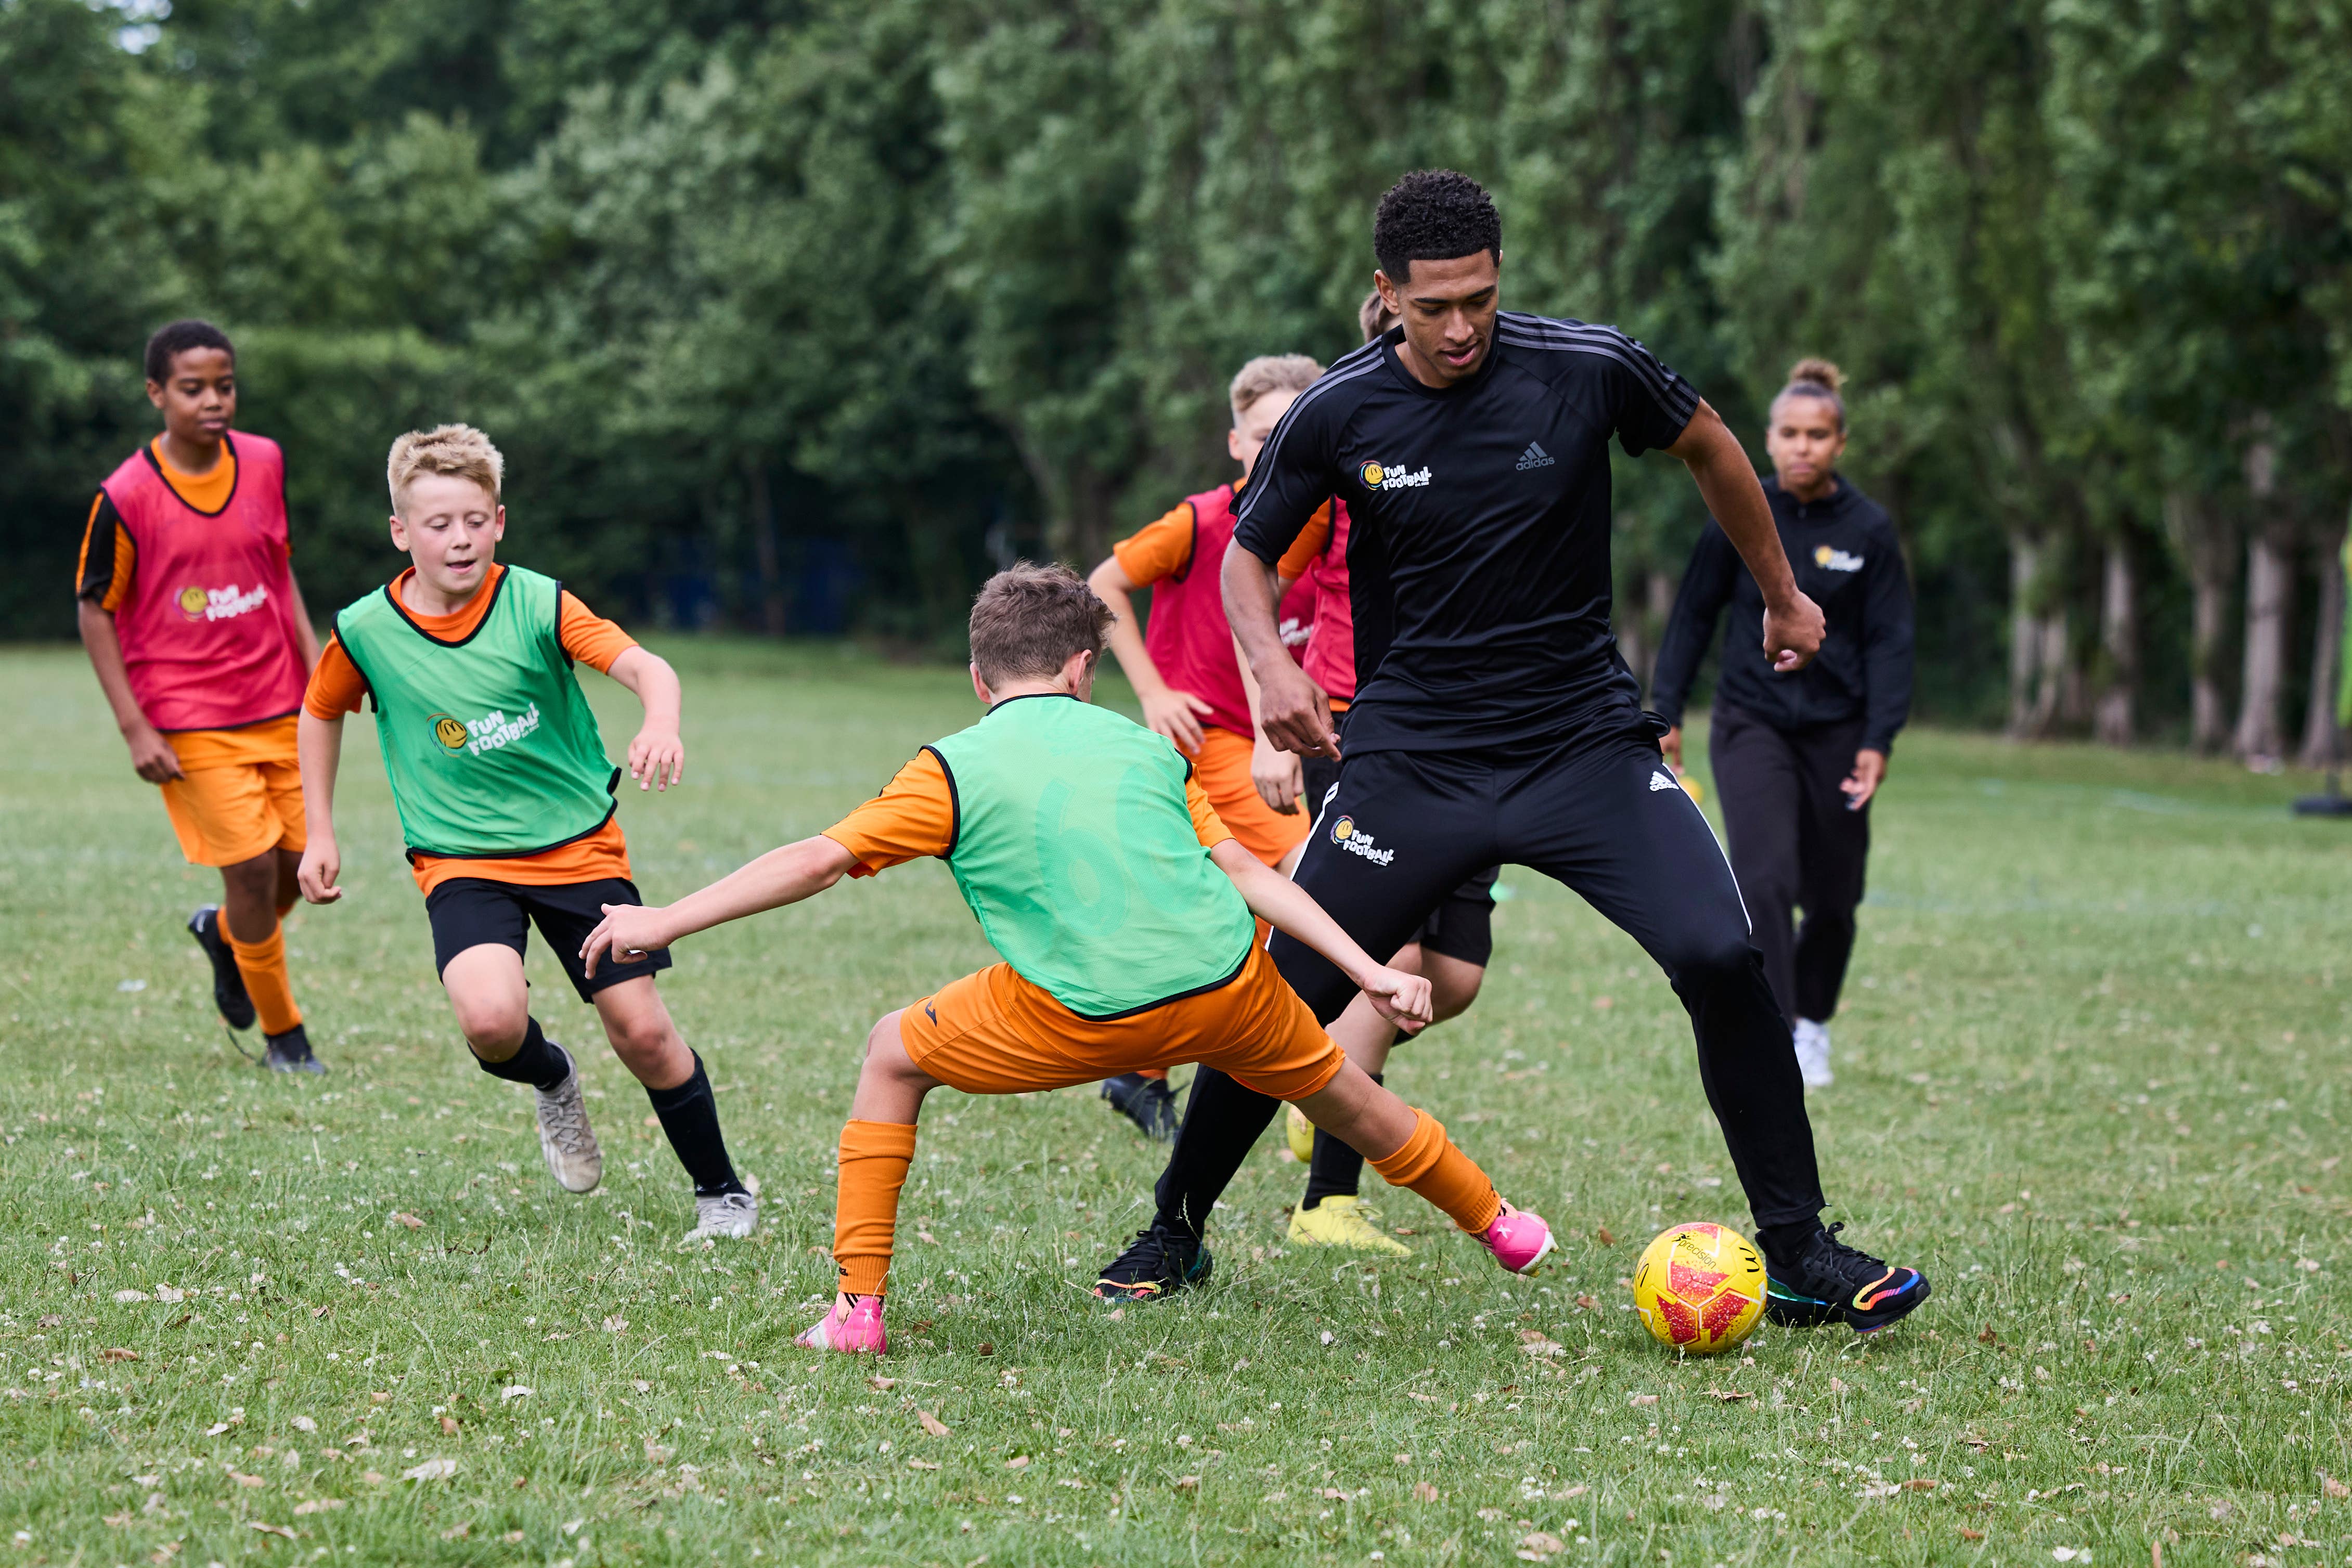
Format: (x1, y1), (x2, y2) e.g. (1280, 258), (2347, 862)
(3, 639), (2348, 1567)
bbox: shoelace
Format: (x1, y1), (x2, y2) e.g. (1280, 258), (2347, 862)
(541, 1083), (593, 1152)
(1810, 1222), (1893, 1285)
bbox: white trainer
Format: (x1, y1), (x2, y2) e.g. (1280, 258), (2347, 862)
(1793, 1018), (1834, 1089)
(683, 1189), (758, 1242)
(533, 1048), (604, 1193)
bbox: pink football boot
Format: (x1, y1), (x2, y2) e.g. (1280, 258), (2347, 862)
(796, 1294), (887, 1355)
(1474, 1201), (1556, 1274)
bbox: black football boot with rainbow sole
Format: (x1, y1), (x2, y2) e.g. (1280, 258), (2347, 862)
(1092, 1216), (1213, 1305)
(187, 905), (256, 1031)
(1764, 1222), (1930, 1334)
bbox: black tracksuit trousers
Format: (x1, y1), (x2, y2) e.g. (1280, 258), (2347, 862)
(1152, 730), (1827, 1240)
(1708, 704), (1871, 1028)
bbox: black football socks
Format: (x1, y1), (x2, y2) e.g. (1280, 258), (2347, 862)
(1301, 1072), (1381, 1210)
(471, 1015), (571, 1092)
(647, 1052), (747, 1198)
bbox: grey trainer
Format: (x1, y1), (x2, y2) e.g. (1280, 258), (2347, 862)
(682, 1189), (757, 1242)
(534, 1048), (603, 1194)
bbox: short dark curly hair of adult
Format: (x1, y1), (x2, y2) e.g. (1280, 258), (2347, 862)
(967, 562), (1114, 686)
(144, 319), (235, 385)
(1373, 170), (1503, 284)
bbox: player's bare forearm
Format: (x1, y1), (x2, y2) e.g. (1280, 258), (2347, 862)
(284, 566), (322, 670)
(1667, 401), (1823, 670)
(1221, 539), (1337, 757)
(78, 599), (182, 781)
(1086, 559), (1165, 698)
(1210, 840), (1430, 1024)
(580, 834), (858, 975)
(295, 712), (345, 902)
(608, 646), (685, 791)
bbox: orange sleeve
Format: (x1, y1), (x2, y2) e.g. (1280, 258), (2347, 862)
(822, 750), (958, 876)
(1273, 501), (1334, 584)
(1185, 773), (1235, 850)
(303, 634), (372, 719)
(558, 590), (639, 674)
(1108, 502), (1199, 587)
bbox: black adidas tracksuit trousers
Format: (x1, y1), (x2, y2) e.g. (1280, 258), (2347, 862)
(1708, 704), (1872, 1028)
(1153, 729), (1827, 1238)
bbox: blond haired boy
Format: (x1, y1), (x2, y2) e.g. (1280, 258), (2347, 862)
(296, 424), (755, 1241)
(1081, 354), (1328, 1137)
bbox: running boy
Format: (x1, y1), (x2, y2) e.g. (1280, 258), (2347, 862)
(296, 424), (754, 1242)
(77, 320), (324, 1072)
(579, 564), (1553, 1352)
(1083, 355), (1324, 1137)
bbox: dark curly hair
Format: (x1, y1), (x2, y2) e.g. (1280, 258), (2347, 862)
(144, 319), (235, 384)
(1373, 170), (1502, 284)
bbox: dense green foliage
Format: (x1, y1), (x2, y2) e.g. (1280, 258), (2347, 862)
(5, 0), (2348, 737)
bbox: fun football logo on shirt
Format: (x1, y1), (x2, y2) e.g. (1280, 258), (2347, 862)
(1328, 814), (1397, 866)
(1813, 545), (1865, 573)
(176, 582), (270, 622)
(431, 703), (544, 758)
(1357, 460), (1433, 493)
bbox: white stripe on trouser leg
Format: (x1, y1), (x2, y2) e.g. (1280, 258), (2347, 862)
(1672, 779), (1752, 935)
(1269, 779), (1343, 951)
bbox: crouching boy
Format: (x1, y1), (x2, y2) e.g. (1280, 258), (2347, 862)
(580, 564), (1552, 1353)
(297, 424), (755, 1242)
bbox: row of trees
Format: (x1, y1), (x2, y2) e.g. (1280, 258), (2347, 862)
(5, 0), (2347, 748)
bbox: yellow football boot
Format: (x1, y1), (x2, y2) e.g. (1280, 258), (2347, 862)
(1285, 1104), (1315, 1162)
(1287, 1194), (1411, 1256)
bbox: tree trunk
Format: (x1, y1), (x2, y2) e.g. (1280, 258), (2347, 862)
(2166, 489), (2235, 752)
(2298, 523), (2346, 770)
(2235, 526), (2293, 762)
(2007, 535), (2041, 738)
(1621, 567), (1678, 699)
(744, 456), (787, 637)
(2093, 538), (2138, 746)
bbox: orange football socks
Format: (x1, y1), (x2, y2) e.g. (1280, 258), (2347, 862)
(227, 924), (303, 1036)
(833, 1119), (919, 1297)
(1368, 1108), (1503, 1235)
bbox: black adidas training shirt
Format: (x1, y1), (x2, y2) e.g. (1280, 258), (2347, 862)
(1649, 475), (1914, 753)
(1233, 313), (1700, 755)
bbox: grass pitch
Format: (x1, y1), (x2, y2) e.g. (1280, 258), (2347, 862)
(2, 639), (2347, 1567)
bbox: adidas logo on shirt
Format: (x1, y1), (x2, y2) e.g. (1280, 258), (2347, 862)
(1516, 442), (1555, 471)
(1649, 770), (1678, 793)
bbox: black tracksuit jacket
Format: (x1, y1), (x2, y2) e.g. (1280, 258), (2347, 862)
(1649, 476), (1914, 753)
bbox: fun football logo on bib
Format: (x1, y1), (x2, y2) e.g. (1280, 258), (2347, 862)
(177, 582), (270, 622)
(432, 703), (544, 758)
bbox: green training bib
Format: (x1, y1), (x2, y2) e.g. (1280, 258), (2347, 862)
(926, 694), (1257, 1018)
(333, 565), (619, 860)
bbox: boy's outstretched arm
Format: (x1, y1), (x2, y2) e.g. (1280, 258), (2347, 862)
(1208, 839), (1433, 1029)
(581, 834), (859, 976)
(605, 646), (684, 791)
(295, 711), (346, 903)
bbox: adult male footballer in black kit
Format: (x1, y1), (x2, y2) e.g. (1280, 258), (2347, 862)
(1093, 170), (1930, 1335)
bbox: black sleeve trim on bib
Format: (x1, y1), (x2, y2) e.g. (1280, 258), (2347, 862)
(1169, 499), (1202, 585)
(922, 744), (961, 860)
(331, 608), (381, 714)
(402, 797), (619, 864)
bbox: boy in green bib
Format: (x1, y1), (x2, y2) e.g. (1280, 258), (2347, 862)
(581, 564), (1554, 1355)
(296, 424), (756, 1244)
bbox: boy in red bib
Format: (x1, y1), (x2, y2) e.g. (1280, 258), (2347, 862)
(1082, 356), (1326, 1137)
(76, 320), (323, 1072)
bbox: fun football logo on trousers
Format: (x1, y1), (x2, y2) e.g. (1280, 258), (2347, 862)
(1328, 814), (1396, 865)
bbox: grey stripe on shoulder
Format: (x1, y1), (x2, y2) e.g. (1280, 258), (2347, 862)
(1496, 313), (1696, 412)
(1236, 353), (1389, 527)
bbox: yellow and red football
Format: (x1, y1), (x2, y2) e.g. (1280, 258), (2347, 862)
(1632, 1222), (1765, 1354)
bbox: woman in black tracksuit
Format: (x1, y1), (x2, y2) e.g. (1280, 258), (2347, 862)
(1649, 358), (1914, 1090)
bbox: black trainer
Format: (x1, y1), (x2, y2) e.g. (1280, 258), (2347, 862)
(1100, 1072), (1180, 1141)
(1092, 1217), (1212, 1304)
(264, 1023), (326, 1075)
(187, 905), (256, 1031)
(1764, 1222), (1930, 1334)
